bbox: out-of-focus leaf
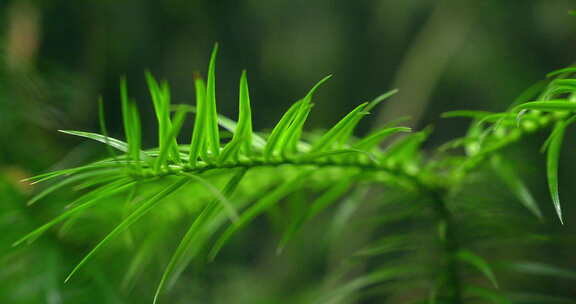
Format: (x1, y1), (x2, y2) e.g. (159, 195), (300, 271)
(153, 169), (247, 304)
(277, 176), (354, 253)
(465, 286), (511, 304)
(508, 261), (576, 280)
(442, 110), (495, 119)
(209, 170), (312, 260)
(512, 101), (576, 112)
(319, 265), (418, 304)
(64, 178), (189, 282)
(491, 156), (542, 219)
(456, 250), (498, 288)
(547, 66), (576, 78)
(13, 178), (136, 246)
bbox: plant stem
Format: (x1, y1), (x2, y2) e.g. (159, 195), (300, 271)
(132, 157), (422, 186)
(429, 188), (463, 303)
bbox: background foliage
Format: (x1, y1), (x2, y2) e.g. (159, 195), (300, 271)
(1, 0), (576, 303)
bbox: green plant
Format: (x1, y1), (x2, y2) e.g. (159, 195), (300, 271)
(15, 44), (576, 303)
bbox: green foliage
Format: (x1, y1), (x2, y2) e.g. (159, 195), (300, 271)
(15, 45), (576, 303)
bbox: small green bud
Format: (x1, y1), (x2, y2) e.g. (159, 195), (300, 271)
(553, 111), (569, 119)
(466, 142), (481, 155)
(521, 120), (538, 132)
(508, 129), (522, 140)
(528, 110), (542, 117)
(539, 115), (551, 126)
(403, 163), (419, 175)
(494, 127), (507, 138)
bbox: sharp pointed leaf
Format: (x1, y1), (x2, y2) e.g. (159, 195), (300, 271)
(58, 130), (148, 159)
(204, 43), (220, 158)
(27, 169), (123, 206)
(154, 109), (187, 171)
(546, 122), (566, 224)
(189, 75), (207, 164)
(219, 71), (254, 162)
(353, 127), (411, 150)
(311, 102), (369, 152)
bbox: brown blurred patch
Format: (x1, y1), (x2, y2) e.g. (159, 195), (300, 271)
(5, 0), (42, 72)
(1, 166), (33, 194)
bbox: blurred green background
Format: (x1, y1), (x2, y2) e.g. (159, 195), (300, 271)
(1, 0), (575, 303)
